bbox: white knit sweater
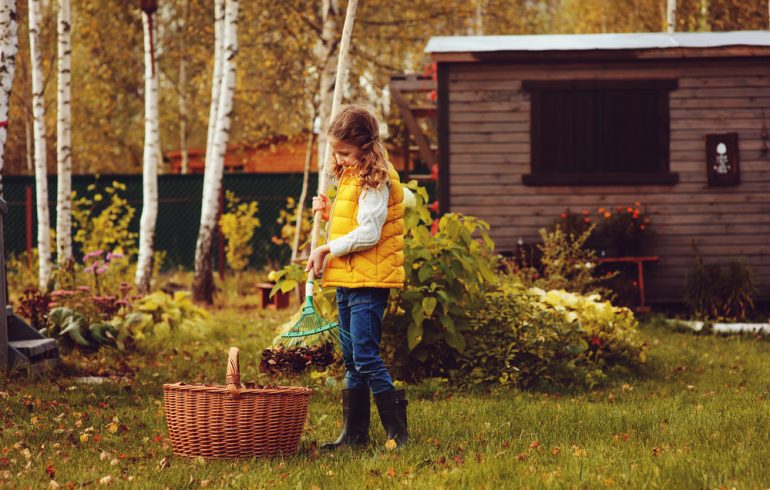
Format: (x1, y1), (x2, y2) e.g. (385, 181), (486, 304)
(328, 182), (391, 258)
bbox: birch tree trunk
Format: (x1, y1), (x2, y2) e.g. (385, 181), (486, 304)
(310, 0), (358, 252)
(0, 0), (18, 196)
(178, 0), (189, 174)
(667, 0), (677, 32)
(316, 0), (338, 177)
(28, 0), (52, 289)
(204, 0), (225, 174)
(193, 0), (238, 303)
(135, 9), (160, 292)
(56, 0), (73, 262)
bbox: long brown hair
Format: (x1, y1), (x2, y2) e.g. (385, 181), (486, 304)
(327, 105), (389, 189)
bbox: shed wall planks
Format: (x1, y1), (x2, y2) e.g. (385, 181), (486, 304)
(445, 59), (770, 302)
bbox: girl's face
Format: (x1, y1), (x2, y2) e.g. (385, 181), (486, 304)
(330, 137), (361, 168)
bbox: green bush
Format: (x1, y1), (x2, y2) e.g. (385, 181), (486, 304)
(515, 226), (614, 297)
(457, 283), (647, 391)
(684, 257), (757, 321)
(382, 182), (497, 379)
(112, 291), (210, 345)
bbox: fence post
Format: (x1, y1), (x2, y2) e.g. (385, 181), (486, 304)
(0, 198), (8, 372)
(25, 186), (33, 269)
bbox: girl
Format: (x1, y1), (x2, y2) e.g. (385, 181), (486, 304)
(306, 104), (407, 449)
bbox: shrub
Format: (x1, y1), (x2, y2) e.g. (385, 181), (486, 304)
(457, 283), (647, 391)
(72, 181), (138, 259)
(218, 190), (261, 272)
(382, 182), (498, 379)
(272, 197), (313, 252)
(113, 291), (210, 343)
(516, 226), (614, 297)
(684, 257), (757, 321)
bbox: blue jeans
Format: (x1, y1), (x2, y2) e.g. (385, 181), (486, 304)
(336, 287), (395, 394)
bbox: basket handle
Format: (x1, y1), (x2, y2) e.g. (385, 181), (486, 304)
(226, 347), (241, 399)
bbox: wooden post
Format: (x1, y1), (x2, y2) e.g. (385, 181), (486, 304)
(0, 198), (8, 372)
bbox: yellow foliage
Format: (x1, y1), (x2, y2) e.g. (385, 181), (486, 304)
(218, 191), (261, 272)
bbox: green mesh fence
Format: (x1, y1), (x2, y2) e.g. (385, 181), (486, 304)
(2, 173), (435, 271)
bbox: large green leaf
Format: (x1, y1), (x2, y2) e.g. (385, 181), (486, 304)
(444, 328), (466, 353)
(60, 317), (90, 346)
(407, 321), (423, 351)
(422, 297), (437, 318)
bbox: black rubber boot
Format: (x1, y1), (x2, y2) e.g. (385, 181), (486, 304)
(374, 389), (408, 446)
(321, 388), (370, 450)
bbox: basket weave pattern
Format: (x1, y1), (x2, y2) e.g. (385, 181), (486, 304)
(163, 347), (312, 459)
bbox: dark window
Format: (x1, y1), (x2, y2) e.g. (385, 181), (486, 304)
(522, 79), (679, 185)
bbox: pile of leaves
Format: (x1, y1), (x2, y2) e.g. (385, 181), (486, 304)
(259, 343), (335, 376)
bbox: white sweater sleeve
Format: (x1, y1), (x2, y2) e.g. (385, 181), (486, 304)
(328, 184), (390, 258)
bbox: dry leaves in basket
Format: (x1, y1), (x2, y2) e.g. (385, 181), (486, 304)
(259, 343), (336, 376)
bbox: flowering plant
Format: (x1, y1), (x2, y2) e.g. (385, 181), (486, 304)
(554, 209), (593, 237)
(597, 202), (653, 256)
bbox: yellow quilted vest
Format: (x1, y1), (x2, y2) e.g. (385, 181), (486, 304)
(321, 164), (405, 289)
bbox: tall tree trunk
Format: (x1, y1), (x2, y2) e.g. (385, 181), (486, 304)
(178, 0), (189, 174)
(204, 0), (225, 175)
(193, 0), (238, 304)
(25, 117), (32, 173)
(316, 0), (338, 178)
(56, 0), (73, 263)
(28, 0), (52, 289)
(698, 0), (710, 31)
(667, 0), (677, 32)
(310, 0), (358, 252)
(0, 0), (18, 197)
(135, 9), (160, 292)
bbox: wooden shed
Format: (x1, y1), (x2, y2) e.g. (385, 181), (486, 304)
(426, 31), (770, 303)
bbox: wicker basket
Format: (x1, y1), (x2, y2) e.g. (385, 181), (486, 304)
(163, 347), (312, 459)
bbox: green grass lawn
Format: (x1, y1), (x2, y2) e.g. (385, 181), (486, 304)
(1, 308), (769, 489)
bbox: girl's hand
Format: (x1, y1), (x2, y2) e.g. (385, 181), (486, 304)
(312, 194), (331, 221)
(305, 244), (331, 277)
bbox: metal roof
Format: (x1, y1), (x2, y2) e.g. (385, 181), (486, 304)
(425, 31), (770, 53)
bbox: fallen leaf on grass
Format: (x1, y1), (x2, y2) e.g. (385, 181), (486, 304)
(98, 475), (112, 485)
(385, 439), (397, 451)
(571, 445), (586, 457)
(516, 452), (528, 461)
(551, 447), (561, 456)
(386, 467), (396, 478)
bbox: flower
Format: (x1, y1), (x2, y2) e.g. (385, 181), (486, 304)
(96, 265), (108, 275)
(560, 213), (567, 219)
(83, 250), (104, 261)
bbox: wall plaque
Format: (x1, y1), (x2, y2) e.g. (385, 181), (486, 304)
(706, 132), (740, 186)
